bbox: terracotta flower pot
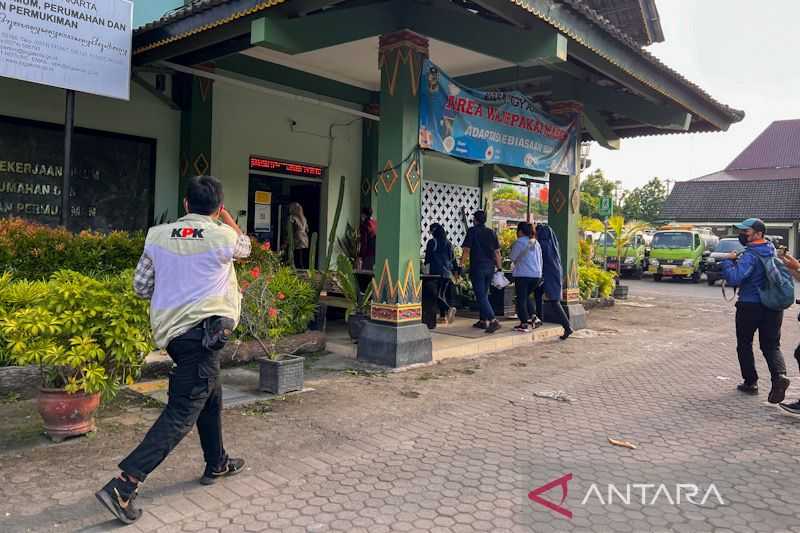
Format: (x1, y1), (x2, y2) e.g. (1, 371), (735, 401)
(37, 388), (101, 442)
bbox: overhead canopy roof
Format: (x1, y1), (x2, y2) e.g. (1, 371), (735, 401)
(579, 0), (664, 46)
(132, 0), (744, 146)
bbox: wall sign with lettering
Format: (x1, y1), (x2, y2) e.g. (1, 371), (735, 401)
(0, 0), (133, 100)
(0, 115), (155, 231)
(249, 156), (325, 179)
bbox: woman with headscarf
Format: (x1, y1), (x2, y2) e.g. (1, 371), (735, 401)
(535, 223), (574, 340)
(287, 202), (310, 268)
(424, 223), (457, 324)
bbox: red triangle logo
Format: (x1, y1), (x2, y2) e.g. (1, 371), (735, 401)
(528, 473), (573, 519)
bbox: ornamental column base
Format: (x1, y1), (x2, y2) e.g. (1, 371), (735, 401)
(542, 299), (587, 331)
(357, 320), (432, 368)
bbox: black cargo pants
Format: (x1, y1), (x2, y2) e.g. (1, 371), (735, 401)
(735, 302), (787, 384)
(119, 326), (226, 481)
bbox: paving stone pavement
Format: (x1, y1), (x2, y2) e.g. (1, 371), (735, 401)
(3, 287), (800, 532)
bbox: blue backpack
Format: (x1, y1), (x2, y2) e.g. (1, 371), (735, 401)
(753, 253), (795, 310)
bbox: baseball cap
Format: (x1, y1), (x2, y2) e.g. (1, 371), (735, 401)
(734, 218), (767, 233)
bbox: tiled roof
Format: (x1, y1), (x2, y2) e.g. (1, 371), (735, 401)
(537, 0), (744, 124)
(660, 179), (800, 222)
(133, 0), (744, 125)
(725, 119), (800, 170)
(580, 0), (664, 46)
(691, 168), (800, 182)
(136, 0), (232, 33)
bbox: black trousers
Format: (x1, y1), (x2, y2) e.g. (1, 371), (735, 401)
(534, 286), (572, 331)
(294, 248), (309, 269)
(735, 302), (787, 384)
(437, 277), (453, 317)
(514, 277), (540, 324)
(119, 327), (226, 481)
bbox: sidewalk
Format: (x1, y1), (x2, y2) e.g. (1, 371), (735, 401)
(2, 291), (800, 532)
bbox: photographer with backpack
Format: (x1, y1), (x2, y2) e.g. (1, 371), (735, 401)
(721, 218), (791, 404)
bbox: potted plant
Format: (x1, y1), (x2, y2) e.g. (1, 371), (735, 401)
(335, 255), (373, 343)
(607, 215), (648, 299)
(239, 271), (304, 395)
(337, 221), (360, 268)
(0, 271), (151, 441)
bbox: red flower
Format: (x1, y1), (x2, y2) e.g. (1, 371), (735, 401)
(268, 307), (279, 319)
(277, 292), (286, 301)
(261, 241), (271, 251)
(250, 266), (261, 279)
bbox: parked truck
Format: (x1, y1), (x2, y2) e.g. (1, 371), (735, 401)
(596, 232), (647, 279)
(648, 225), (716, 283)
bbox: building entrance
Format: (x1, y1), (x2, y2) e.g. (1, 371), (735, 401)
(247, 174), (322, 268)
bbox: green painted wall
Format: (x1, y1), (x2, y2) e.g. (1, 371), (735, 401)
(0, 76), (181, 222)
(210, 82), (363, 261)
(422, 153), (479, 187)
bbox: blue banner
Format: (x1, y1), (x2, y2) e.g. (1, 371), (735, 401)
(418, 60), (578, 175)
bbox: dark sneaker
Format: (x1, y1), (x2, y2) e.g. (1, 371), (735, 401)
(560, 328), (574, 340)
(736, 382), (759, 395)
(200, 457), (246, 485)
(778, 400), (800, 416)
(95, 476), (142, 524)
(768, 375), (791, 404)
(513, 324), (532, 333)
(472, 321), (487, 329)
(532, 318), (543, 329)
(485, 321), (501, 334)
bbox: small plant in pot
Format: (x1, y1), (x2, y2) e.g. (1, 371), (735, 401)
(239, 271), (305, 395)
(335, 255), (373, 343)
(0, 271), (151, 441)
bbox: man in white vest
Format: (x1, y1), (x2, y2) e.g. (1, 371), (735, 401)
(96, 176), (251, 524)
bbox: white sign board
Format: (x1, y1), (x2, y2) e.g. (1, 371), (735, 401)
(253, 204), (271, 232)
(0, 0), (133, 100)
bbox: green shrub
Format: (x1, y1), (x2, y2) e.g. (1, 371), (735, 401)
(578, 239), (616, 299)
(268, 267), (317, 334)
(0, 270), (152, 396)
(0, 217), (144, 279)
(237, 261), (317, 348)
(233, 237), (282, 281)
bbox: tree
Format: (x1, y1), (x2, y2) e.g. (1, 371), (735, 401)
(580, 169), (616, 218)
(607, 215), (649, 280)
(621, 177), (668, 223)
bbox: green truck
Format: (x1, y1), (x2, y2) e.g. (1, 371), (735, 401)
(596, 232), (647, 279)
(648, 228), (714, 283)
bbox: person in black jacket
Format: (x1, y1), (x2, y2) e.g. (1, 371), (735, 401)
(461, 210), (502, 334)
(424, 223), (457, 324)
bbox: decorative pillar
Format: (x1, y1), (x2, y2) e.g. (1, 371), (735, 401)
(174, 72), (213, 217)
(544, 101), (587, 329)
(357, 31), (432, 367)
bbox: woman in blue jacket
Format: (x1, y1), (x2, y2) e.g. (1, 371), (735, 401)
(510, 222), (543, 332)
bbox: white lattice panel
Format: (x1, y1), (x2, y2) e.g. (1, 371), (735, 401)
(421, 180), (481, 250)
